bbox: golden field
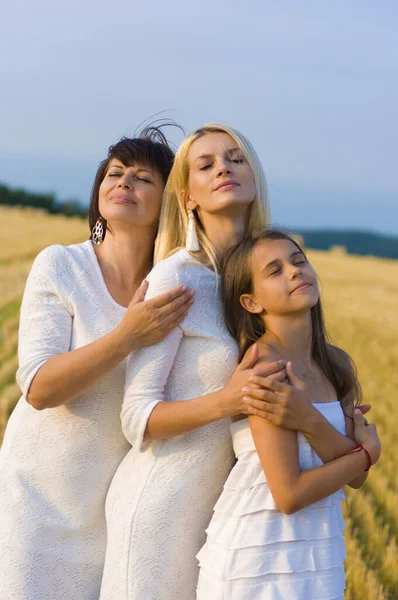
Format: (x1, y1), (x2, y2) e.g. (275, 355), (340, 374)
(0, 206), (397, 599)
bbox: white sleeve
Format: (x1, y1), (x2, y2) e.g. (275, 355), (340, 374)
(121, 260), (184, 451)
(16, 246), (74, 399)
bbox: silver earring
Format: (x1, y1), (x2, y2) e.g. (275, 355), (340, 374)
(91, 218), (105, 245)
(185, 209), (200, 251)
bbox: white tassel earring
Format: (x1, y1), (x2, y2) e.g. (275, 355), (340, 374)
(185, 209), (200, 252)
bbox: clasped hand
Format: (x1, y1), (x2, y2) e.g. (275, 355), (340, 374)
(224, 344), (371, 433)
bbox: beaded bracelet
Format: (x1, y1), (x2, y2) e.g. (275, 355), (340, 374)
(343, 445), (372, 472)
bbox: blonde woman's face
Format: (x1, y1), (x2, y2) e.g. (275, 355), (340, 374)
(186, 133), (256, 216)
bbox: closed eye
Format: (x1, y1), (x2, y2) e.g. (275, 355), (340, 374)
(200, 164), (212, 171)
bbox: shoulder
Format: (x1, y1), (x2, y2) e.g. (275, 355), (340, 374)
(28, 241), (91, 292)
(255, 341), (282, 365)
(148, 249), (205, 288)
(32, 241), (90, 269)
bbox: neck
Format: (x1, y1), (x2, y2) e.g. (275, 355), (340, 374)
(261, 311), (313, 362)
(94, 223), (156, 287)
(199, 207), (250, 260)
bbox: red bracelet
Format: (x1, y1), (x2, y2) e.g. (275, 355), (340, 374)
(343, 445), (372, 471)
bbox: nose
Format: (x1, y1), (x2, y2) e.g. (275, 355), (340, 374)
(289, 264), (302, 279)
(215, 158), (232, 177)
(117, 174), (132, 189)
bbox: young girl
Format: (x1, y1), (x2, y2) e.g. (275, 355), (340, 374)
(197, 228), (381, 600)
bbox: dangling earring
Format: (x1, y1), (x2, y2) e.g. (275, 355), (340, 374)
(91, 217), (105, 245)
(185, 209), (200, 252)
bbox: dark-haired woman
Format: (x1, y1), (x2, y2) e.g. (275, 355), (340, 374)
(0, 129), (193, 600)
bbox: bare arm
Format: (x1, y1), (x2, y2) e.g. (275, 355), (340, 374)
(249, 411), (380, 514)
(245, 361), (370, 486)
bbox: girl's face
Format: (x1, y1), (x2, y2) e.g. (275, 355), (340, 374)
(240, 239), (319, 318)
(185, 132), (256, 217)
(98, 159), (165, 227)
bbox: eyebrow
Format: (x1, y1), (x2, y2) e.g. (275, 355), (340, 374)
(107, 163), (154, 175)
(261, 250), (304, 273)
(194, 147), (242, 163)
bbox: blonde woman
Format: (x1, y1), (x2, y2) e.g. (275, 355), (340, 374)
(100, 125), (365, 599)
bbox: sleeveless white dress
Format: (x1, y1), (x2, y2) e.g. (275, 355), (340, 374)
(197, 402), (347, 600)
(100, 249), (238, 599)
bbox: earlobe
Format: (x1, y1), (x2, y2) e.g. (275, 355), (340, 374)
(240, 294), (263, 314)
(181, 190), (198, 211)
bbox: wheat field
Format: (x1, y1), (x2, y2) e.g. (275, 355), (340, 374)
(0, 206), (397, 598)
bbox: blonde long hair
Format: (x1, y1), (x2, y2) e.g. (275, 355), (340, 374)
(154, 124), (270, 270)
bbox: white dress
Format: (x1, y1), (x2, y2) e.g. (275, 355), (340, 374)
(0, 241), (131, 600)
(100, 249), (238, 600)
(197, 402), (347, 600)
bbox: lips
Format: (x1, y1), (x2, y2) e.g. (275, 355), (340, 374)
(110, 195), (136, 204)
(290, 283), (312, 294)
(215, 181), (240, 191)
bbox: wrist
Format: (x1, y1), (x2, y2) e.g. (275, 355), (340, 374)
(343, 444), (372, 471)
(362, 442), (379, 466)
(302, 405), (323, 436)
(215, 388), (234, 420)
(110, 326), (135, 358)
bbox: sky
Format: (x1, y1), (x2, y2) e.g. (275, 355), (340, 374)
(1, 0), (397, 234)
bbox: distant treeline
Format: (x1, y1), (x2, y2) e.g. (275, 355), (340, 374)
(297, 229), (398, 260)
(1, 182), (397, 259)
(0, 182), (87, 217)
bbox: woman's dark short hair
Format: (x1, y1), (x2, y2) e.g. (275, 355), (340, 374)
(88, 125), (176, 236)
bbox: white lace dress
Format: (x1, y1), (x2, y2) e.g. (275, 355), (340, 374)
(100, 249), (238, 600)
(197, 402), (347, 600)
(0, 241), (131, 600)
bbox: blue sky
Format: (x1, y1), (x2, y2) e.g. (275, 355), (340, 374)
(1, 1), (397, 233)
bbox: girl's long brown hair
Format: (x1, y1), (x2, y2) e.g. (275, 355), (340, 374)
(222, 228), (361, 410)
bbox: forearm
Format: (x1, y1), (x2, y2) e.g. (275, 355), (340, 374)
(303, 409), (367, 488)
(145, 391), (223, 441)
(283, 450), (369, 514)
(304, 409), (357, 461)
(28, 326), (130, 409)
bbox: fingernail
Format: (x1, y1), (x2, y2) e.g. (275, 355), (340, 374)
(354, 409), (361, 415)
(189, 289), (195, 295)
(242, 387), (249, 392)
(181, 285), (187, 291)
(243, 397), (250, 403)
(248, 376), (257, 382)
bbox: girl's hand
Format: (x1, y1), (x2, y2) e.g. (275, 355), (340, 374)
(353, 409), (381, 466)
(117, 281), (194, 353)
(219, 344), (287, 418)
(240, 361), (316, 431)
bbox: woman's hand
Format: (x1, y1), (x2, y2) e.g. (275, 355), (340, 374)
(353, 409), (381, 466)
(219, 345), (287, 418)
(117, 281), (194, 353)
(243, 361), (373, 435)
(241, 361), (315, 429)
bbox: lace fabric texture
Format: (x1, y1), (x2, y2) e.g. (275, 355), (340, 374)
(100, 250), (239, 600)
(0, 242), (131, 600)
(197, 402), (347, 600)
